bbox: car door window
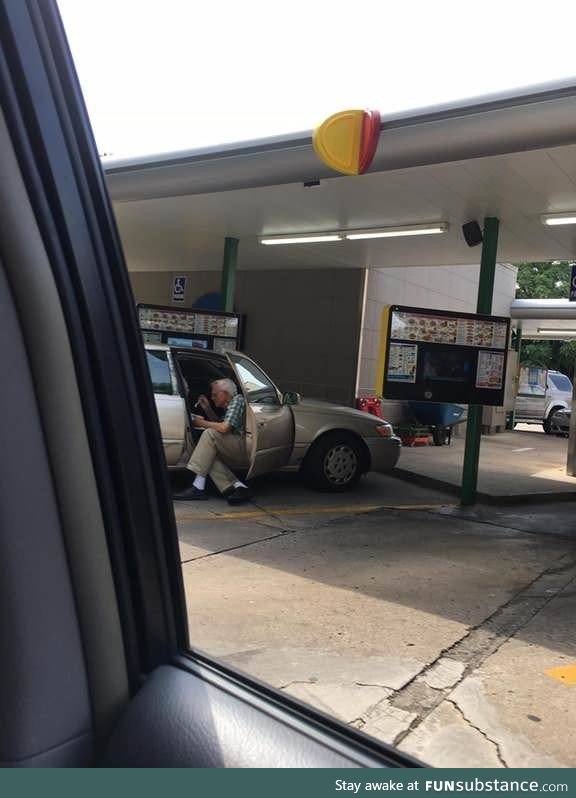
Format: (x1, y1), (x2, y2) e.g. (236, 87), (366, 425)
(233, 357), (280, 405)
(146, 350), (173, 395)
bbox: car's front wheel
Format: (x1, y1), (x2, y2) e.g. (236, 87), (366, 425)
(302, 432), (364, 492)
(543, 406), (564, 435)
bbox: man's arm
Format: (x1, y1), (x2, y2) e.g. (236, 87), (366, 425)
(193, 416), (231, 434)
(197, 394), (219, 421)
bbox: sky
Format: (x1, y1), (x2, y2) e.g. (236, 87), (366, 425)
(57, 0), (576, 160)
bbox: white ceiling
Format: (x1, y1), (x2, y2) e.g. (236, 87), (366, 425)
(113, 142), (576, 272)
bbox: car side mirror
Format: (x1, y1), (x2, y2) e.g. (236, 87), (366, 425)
(282, 391), (301, 406)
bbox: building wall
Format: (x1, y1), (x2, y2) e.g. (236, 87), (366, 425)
(130, 268), (365, 405)
(356, 263), (518, 422)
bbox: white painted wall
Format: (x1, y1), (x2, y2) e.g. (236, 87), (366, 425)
(356, 263), (518, 421)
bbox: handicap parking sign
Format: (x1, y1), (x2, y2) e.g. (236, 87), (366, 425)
(570, 265), (576, 302)
(172, 275), (187, 303)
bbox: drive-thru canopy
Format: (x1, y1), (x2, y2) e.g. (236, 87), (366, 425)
(104, 78), (576, 499)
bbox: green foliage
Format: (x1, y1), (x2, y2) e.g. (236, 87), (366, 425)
(515, 261), (571, 299)
(514, 261), (576, 378)
(519, 340), (555, 368)
(557, 340), (576, 377)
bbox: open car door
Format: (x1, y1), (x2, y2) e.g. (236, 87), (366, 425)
(226, 351), (294, 478)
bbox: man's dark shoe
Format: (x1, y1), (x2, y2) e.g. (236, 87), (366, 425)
(226, 486), (253, 505)
(173, 485), (208, 501)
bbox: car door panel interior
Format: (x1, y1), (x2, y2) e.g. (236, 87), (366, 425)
(103, 665), (398, 769)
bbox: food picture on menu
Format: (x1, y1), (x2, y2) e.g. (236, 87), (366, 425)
(387, 343), (418, 383)
(476, 351), (505, 389)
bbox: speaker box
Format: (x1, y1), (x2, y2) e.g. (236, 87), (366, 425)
(462, 221), (483, 247)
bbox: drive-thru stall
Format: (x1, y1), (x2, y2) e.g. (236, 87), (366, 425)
(104, 79), (576, 502)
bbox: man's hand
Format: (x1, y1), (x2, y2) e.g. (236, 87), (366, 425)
(192, 415), (230, 434)
(197, 394), (211, 411)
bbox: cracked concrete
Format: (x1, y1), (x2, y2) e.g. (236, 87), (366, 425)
(361, 702), (418, 741)
(176, 471), (576, 768)
(446, 695), (507, 767)
(223, 648), (423, 692)
(448, 679), (564, 768)
(282, 680), (392, 724)
(398, 700), (504, 768)
(422, 658), (465, 690)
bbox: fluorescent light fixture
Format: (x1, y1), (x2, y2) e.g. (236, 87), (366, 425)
(541, 213), (576, 226)
(538, 328), (576, 336)
(345, 223), (448, 240)
(259, 222), (448, 245)
(260, 234), (342, 245)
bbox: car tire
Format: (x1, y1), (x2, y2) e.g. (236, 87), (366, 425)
(302, 432), (364, 492)
(543, 406), (564, 435)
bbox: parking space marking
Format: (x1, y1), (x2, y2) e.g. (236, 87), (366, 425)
(175, 503), (455, 522)
(545, 664), (576, 685)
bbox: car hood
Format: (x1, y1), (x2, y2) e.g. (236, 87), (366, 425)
(292, 397), (389, 426)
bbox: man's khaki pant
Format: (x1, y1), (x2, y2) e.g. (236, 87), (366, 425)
(186, 429), (248, 493)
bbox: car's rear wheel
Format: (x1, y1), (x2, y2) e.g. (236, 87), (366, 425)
(543, 406), (564, 434)
(302, 432), (364, 492)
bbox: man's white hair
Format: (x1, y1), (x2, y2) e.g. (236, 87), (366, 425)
(212, 378), (237, 397)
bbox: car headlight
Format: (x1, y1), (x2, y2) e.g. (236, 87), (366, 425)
(375, 423), (393, 437)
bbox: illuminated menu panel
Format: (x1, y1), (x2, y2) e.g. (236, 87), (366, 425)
(391, 310), (508, 350)
(138, 306), (239, 338)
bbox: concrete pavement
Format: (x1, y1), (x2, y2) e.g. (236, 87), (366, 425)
(174, 471), (576, 768)
(395, 426), (576, 501)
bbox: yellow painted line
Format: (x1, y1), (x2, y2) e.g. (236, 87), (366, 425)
(175, 503), (454, 522)
(545, 664), (576, 685)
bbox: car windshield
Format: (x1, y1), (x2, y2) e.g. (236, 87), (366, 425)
(549, 373), (573, 393)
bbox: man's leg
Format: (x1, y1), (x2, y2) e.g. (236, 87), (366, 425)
(175, 430), (251, 502)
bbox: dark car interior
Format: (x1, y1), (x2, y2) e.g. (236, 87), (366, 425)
(174, 349), (239, 418)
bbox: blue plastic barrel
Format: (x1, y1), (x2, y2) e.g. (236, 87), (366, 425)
(409, 402), (466, 427)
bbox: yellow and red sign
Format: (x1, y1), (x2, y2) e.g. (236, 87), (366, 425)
(313, 109), (381, 176)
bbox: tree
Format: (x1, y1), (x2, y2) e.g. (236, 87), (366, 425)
(515, 261), (571, 299)
(515, 261), (575, 376)
(557, 340), (576, 379)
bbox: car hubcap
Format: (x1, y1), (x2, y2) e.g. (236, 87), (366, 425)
(323, 444), (357, 485)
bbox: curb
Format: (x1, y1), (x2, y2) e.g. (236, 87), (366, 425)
(391, 467), (576, 506)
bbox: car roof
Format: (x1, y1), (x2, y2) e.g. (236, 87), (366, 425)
(144, 342), (170, 350)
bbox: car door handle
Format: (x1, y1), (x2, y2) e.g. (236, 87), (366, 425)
(257, 422), (266, 428)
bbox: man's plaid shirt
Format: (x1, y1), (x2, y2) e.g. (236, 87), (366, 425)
(224, 393), (245, 434)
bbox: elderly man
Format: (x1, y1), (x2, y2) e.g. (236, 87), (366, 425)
(174, 378), (253, 505)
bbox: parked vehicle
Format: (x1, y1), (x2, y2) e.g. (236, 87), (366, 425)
(514, 370), (573, 433)
(147, 344), (401, 491)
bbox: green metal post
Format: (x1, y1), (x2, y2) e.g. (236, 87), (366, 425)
(461, 217), (500, 506)
(221, 237), (238, 312)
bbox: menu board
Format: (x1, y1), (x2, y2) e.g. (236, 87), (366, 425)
(139, 306), (239, 339)
(391, 310), (508, 350)
(475, 351), (505, 390)
(381, 305), (510, 406)
(387, 343), (418, 383)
